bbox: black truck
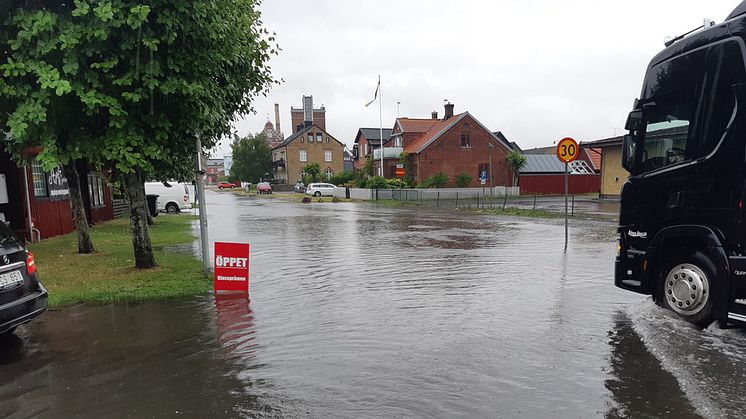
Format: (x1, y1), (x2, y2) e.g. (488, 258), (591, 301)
(616, 2), (746, 327)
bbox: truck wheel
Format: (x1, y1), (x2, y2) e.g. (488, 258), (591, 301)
(655, 250), (715, 328)
(166, 203), (179, 213)
(314, 191), (321, 197)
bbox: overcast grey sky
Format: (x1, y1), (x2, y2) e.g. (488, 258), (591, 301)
(218, 1), (739, 156)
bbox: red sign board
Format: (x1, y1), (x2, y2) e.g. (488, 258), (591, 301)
(214, 242), (250, 294)
(556, 137), (579, 163)
(395, 168), (405, 177)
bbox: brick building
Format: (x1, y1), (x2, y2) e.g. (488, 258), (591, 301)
(271, 125), (345, 184)
(379, 103), (514, 187)
(352, 128), (393, 170)
(290, 95), (325, 133)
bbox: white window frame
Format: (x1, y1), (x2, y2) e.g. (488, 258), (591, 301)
(325, 169), (333, 179)
(324, 150), (332, 162)
(299, 149), (307, 162)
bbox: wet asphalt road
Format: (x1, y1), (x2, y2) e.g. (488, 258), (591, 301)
(2, 190), (745, 418)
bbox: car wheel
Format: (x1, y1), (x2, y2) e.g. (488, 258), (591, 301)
(314, 191), (321, 197)
(219, 186), (224, 190)
(654, 250), (716, 328)
(166, 203), (179, 213)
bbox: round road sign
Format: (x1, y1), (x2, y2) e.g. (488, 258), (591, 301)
(556, 137), (579, 163)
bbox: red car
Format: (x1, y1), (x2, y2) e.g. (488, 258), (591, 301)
(217, 182), (235, 190)
(256, 182), (272, 194)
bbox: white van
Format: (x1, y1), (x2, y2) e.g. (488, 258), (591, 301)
(144, 182), (191, 213)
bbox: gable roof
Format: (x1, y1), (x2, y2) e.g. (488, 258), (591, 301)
(492, 131), (521, 152)
(355, 128), (393, 145)
(272, 124), (345, 150)
(399, 112), (515, 154)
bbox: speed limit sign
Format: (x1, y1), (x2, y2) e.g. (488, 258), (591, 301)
(556, 137), (579, 163)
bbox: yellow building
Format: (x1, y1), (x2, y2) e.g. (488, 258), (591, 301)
(271, 124), (346, 184)
(583, 136), (627, 199)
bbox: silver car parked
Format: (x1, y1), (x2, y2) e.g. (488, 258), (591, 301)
(305, 183), (337, 197)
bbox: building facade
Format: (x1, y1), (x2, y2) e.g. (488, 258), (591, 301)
(271, 125), (345, 184)
(290, 95), (325, 133)
(0, 151), (114, 242)
(382, 103), (513, 187)
(583, 136), (626, 198)
(352, 128), (393, 170)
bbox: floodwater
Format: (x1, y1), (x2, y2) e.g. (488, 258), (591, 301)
(2, 190), (745, 418)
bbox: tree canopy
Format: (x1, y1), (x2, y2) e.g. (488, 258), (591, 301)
(1, 0), (278, 178)
(230, 132), (272, 183)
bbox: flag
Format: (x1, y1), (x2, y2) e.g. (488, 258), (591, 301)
(365, 79), (380, 107)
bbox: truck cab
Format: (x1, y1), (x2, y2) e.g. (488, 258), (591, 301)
(616, 2), (746, 327)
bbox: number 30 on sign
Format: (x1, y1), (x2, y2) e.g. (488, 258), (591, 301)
(556, 137), (579, 163)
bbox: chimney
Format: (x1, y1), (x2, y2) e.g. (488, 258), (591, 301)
(303, 95), (313, 125)
(444, 103), (454, 119)
(431, 111), (438, 119)
(274, 103), (281, 134)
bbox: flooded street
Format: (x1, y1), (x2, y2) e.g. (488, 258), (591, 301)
(2, 190), (746, 417)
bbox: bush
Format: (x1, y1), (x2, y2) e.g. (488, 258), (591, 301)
(329, 171), (354, 186)
(367, 176), (388, 189)
(386, 178), (408, 189)
(455, 172), (472, 187)
(418, 172), (449, 188)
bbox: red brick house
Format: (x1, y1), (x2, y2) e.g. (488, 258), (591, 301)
(352, 127), (393, 170)
(0, 150), (114, 242)
(378, 103), (513, 187)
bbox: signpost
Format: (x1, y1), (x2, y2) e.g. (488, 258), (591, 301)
(556, 137), (579, 252)
(214, 242), (250, 294)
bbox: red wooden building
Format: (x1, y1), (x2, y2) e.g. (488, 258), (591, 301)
(0, 150), (114, 242)
(518, 152), (600, 195)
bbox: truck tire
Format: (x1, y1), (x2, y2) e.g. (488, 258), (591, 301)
(654, 250), (716, 328)
(166, 202), (179, 213)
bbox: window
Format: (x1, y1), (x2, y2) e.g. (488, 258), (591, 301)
(300, 136), (304, 143)
(325, 169), (333, 179)
(461, 132), (471, 147)
(364, 144), (369, 155)
(324, 150), (332, 162)
(316, 133), (322, 143)
(299, 149), (307, 162)
(87, 174), (105, 206)
(394, 137), (402, 147)
(32, 161), (47, 197)
(325, 136), (330, 144)
(308, 133), (314, 143)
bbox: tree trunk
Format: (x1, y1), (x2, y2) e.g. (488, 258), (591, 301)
(62, 161), (95, 254)
(141, 182), (155, 225)
(124, 170), (156, 268)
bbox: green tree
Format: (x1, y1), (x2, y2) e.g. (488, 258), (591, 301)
(230, 133), (271, 183)
(303, 163), (321, 183)
(506, 151), (527, 187)
(0, 1), (277, 268)
(455, 172), (473, 187)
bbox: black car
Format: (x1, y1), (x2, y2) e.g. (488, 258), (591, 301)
(0, 223), (48, 336)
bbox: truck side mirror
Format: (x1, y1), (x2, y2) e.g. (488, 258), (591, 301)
(625, 110), (643, 131)
(622, 134), (637, 174)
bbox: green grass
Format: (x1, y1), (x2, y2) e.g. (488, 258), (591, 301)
(468, 207), (560, 218)
(28, 215), (210, 307)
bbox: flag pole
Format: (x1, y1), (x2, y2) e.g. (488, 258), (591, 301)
(378, 75), (384, 178)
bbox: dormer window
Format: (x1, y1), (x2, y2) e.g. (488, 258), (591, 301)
(394, 136), (402, 147)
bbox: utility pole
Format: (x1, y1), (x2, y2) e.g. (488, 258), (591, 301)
(195, 136), (211, 278)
